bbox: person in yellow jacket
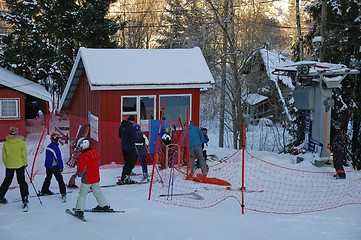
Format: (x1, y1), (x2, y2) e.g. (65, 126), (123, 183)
(0, 127), (29, 207)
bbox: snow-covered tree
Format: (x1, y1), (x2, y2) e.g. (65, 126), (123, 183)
(303, 0), (361, 169)
(0, 0), (123, 102)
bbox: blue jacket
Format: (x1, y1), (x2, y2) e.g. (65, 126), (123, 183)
(45, 141), (63, 169)
(118, 120), (136, 151)
(187, 124), (204, 148)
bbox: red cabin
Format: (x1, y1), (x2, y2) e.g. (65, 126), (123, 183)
(59, 47), (214, 165)
(0, 67), (51, 140)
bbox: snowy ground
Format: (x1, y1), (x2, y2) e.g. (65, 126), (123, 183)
(0, 145), (361, 240)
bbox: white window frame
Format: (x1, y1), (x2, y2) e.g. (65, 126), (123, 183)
(0, 98), (20, 120)
(159, 94), (192, 123)
(121, 95), (156, 124)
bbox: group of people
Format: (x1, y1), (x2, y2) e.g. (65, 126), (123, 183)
(0, 120), (347, 218)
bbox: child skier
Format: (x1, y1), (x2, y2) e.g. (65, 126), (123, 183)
(134, 124), (150, 181)
(39, 133), (67, 202)
(74, 138), (113, 219)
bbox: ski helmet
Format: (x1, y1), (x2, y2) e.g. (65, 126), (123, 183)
(134, 124), (141, 131)
(201, 127), (208, 134)
(77, 137), (90, 150)
(50, 132), (60, 143)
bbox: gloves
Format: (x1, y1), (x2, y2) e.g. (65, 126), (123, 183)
(60, 168), (63, 173)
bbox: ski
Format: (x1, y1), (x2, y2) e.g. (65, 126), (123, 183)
(1, 191), (73, 207)
(72, 208), (125, 213)
(65, 209), (88, 222)
(159, 190), (204, 200)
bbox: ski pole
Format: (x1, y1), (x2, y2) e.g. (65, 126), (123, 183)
(25, 167), (43, 205)
(145, 145), (163, 183)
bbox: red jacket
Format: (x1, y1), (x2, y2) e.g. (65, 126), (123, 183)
(77, 148), (100, 184)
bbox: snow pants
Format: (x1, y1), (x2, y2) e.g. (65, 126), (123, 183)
(333, 151), (346, 179)
(41, 167), (66, 196)
(135, 145), (148, 174)
(190, 145), (207, 174)
(0, 166), (29, 201)
(121, 149), (137, 180)
(75, 182), (107, 211)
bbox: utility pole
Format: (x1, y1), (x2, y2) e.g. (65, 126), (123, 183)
(296, 0), (303, 61)
(320, 0), (327, 62)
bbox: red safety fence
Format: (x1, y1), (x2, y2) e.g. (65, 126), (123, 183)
(1, 113), (361, 214)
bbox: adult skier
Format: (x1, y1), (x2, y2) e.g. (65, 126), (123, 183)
(330, 122), (347, 179)
(117, 115), (137, 185)
(188, 123), (208, 176)
(0, 127), (29, 209)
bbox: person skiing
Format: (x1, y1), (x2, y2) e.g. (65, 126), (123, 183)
(195, 127), (210, 169)
(117, 115), (137, 185)
(38, 133), (67, 202)
(74, 138), (113, 219)
(134, 124), (150, 181)
(329, 122), (347, 179)
(0, 127), (29, 209)
(160, 126), (172, 169)
(187, 123), (208, 176)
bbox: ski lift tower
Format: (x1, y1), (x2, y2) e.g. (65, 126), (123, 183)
(273, 61), (359, 166)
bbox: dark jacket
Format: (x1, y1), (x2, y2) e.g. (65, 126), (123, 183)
(135, 131), (146, 156)
(118, 120), (136, 151)
(330, 130), (346, 153)
(45, 141), (63, 169)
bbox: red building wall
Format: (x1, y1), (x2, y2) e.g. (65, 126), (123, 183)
(66, 71), (201, 166)
(0, 85), (26, 140)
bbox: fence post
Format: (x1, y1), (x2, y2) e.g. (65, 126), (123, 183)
(148, 100), (165, 200)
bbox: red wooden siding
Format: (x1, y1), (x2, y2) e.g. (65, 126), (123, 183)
(0, 85), (26, 140)
(66, 71), (202, 166)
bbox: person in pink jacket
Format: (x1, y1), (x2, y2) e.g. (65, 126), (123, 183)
(74, 138), (113, 219)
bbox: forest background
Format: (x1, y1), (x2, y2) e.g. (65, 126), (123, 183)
(0, 0), (360, 168)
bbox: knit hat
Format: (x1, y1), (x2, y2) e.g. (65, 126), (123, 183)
(127, 115), (135, 122)
(9, 126), (19, 135)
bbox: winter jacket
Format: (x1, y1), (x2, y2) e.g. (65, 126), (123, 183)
(44, 141), (63, 169)
(118, 120), (136, 151)
(187, 124), (204, 148)
(77, 148), (100, 184)
(135, 131), (149, 156)
(2, 135), (27, 169)
(330, 130), (346, 153)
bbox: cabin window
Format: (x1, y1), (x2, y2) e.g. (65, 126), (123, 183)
(0, 98), (20, 119)
(121, 96), (156, 128)
(160, 95), (191, 124)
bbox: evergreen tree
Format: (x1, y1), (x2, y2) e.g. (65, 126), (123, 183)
(0, 0), (123, 100)
(301, 0), (361, 169)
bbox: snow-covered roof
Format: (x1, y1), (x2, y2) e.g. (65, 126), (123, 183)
(245, 93), (268, 106)
(60, 47), (215, 109)
(0, 67), (52, 102)
(259, 49), (294, 90)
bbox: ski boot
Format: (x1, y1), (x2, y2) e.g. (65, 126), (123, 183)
(74, 210), (84, 219)
(0, 198), (8, 204)
(61, 194), (66, 203)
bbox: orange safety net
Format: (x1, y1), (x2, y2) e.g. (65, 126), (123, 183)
(1, 113), (361, 215)
(150, 148), (361, 214)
